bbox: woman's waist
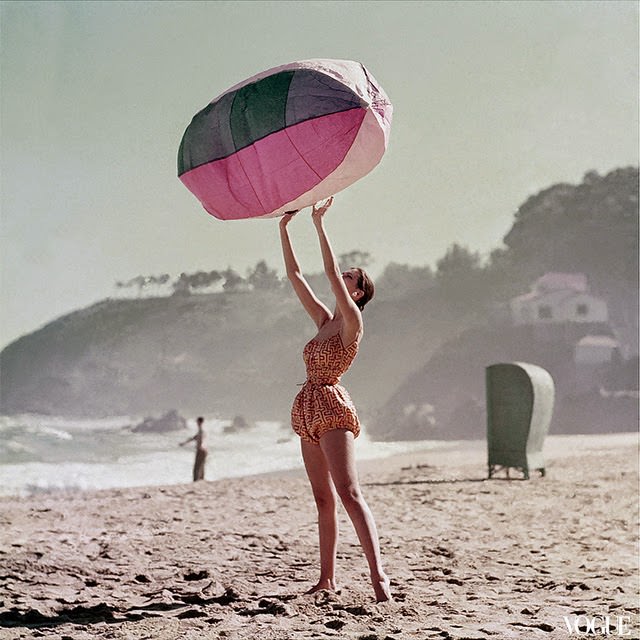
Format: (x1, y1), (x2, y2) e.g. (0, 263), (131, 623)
(300, 376), (342, 387)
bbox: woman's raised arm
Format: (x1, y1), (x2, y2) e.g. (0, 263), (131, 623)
(279, 213), (331, 329)
(311, 199), (363, 343)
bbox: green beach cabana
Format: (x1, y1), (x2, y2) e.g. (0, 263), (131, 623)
(485, 362), (555, 479)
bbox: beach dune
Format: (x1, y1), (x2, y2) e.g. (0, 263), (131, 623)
(0, 433), (638, 639)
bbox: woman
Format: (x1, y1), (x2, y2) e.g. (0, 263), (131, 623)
(279, 196), (391, 603)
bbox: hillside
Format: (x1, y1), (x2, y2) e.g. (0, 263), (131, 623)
(0, 288), (474, 423)
(1, 167), (637, 437)
(370, 322), (638, 441)
(0, 292), (306, 420)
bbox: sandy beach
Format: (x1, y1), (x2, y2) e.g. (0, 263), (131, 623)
(0, 432), (638, 640)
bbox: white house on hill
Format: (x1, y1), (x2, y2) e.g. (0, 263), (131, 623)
(574, 335), (620, 365)
(510, 272), (608, 325)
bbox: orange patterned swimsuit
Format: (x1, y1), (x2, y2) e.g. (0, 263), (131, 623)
(291, 333), (361, 445)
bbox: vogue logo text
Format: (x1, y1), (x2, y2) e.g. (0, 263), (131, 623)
(563, 615), (632, 636)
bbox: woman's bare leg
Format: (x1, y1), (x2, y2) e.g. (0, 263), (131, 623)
(319, 429), (391, 602)
(301, 439), (339, 593)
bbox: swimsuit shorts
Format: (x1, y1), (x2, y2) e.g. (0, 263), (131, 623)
(291, 382), (360, 445)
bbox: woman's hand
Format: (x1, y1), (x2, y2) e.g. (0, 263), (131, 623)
(311, 197), (334, 225)
(279, 210), (298, 229)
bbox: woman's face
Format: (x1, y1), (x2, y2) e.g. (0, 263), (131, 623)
(342, 268), (363, 298)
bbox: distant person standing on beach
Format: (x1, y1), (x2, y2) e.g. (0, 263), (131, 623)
(279, 197), (391, 603)
(179, 416), (207, 482)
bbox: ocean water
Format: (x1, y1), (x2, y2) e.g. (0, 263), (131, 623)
(0, 414), (440, 497)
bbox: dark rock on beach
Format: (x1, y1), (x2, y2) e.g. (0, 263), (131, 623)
(131, 410), (187, 433)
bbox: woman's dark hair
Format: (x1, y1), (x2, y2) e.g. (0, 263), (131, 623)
(354, 268), (374, 310)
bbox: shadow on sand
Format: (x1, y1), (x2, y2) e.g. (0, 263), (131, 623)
(363, 476), (531, 487)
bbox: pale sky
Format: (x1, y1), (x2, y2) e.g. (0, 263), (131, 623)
(1, 0), (638, 348)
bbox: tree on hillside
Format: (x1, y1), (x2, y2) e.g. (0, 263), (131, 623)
(172, 273), (191, 296)
(116, 273), (171, 296)
(503, 167), (638, 289)
(247, 260), (282, 291)
(435, 243), (487, 311)
(482, 247), (525, 302)
(376, 263), (434, 299)
(189, 270), (223, 291)
(338, 250), (372, 271)
(222, 268), (245, 292)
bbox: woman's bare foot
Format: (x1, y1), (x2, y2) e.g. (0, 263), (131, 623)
(372, 573), (392, 602)
(305, 578), (338, 594)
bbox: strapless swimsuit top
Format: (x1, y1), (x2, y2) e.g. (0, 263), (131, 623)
(302, 333), (359, 386)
